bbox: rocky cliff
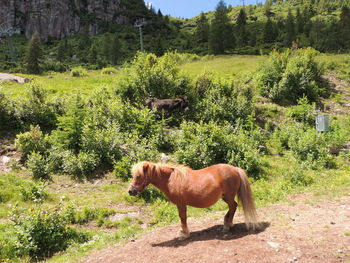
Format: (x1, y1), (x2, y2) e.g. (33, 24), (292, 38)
(0, 0), (146, 39)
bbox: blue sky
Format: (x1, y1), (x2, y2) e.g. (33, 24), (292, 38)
(148, 0), (265, 19)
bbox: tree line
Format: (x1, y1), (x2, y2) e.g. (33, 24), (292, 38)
(195, 0), (350, 54)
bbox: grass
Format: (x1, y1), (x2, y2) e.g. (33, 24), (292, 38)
(1, 52), (350, 262)
(0, 70), (119, 99)
(180, 54), (266, 78)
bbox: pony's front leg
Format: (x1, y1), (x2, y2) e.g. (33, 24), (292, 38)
(177, 204), (190, 240)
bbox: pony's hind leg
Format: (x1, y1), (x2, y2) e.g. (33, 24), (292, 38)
(222, 195), (238, 231)
(177, 204), (190, 240)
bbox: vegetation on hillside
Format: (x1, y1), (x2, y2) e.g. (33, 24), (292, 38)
(0, 0), (350, 262)
(1, 0), (350, 72)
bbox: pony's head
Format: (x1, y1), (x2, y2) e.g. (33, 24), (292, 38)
(128, 162), (153, 196)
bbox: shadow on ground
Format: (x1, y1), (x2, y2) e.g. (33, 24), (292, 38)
(152, 221), (270, 248)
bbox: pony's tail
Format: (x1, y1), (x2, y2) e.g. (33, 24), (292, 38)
(237, 168), (260, 230)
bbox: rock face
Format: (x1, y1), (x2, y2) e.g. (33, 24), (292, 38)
(0, 0), (144, 39)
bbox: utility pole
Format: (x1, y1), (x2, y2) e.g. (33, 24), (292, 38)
(134, 19), (147, 51)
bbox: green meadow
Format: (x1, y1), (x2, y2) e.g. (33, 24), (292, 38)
(0, 52), (350, 262)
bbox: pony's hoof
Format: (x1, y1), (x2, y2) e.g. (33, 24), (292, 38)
(223, 225), (232, 233)
(177, 230), (190, 240)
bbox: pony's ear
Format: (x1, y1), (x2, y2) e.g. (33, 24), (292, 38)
(143, 163), (149, 174)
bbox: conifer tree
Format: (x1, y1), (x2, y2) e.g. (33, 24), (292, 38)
(339, 6), (350, 49)
(264, 17), (275, 43)
(154, 35), (164, 56)
(102, 34), (112, 62)
(209, 1), (234, 54)
(88, 43), (98, 64)
(236, 8), (248, 47)
(296, 7), (304, 34)
(24, 31), (43, 74)
(56, 39), (68, 62)
(110, 35), (121, 64)
(286, 9), (296, 46)
(196, 12), (209, 43)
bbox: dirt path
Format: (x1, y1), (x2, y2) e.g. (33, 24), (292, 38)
(84, 193), (350, 263)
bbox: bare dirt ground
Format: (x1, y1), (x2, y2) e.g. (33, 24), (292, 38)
(84, 193), (350, 263)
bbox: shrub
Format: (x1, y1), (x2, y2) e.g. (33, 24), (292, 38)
(174, 121), (264, 176)
(26, 152), (51, 180)
(101, 67), (118, 74)
(20, 182), (48, 203)
(288, 128), (335, 169)
(15, 125), (50, 161)
(70, 66), (88, 77)
(11, 208), (89, 260)
(115, 52), (191, 104)
(0, 92), (17, 130)
(113, 156), (132, 181)
(62, 151), (100, 179)
(255, 49), (290, 98)
(286, 96), (316, 125)
(256, 48), (327, 105)
(194, 73), (255, 125)
(50, 94), (86, 151)
(15, 84), (60, 129)
(272, 122), (335, 169)
(42, 61), (69, 72)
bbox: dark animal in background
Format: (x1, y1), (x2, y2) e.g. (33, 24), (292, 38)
(144, 97), (189, 116)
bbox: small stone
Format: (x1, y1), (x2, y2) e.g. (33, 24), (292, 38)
(330, 221), (336, 225)
(267, 241), (279, 248)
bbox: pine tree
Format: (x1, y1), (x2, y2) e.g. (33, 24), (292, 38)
(88, 43), (98, 64)
(249, 31), (257, 47)
(209, 1), (234, 54)
(286, 9), (296, 46)
(196, 12), (209, 43)
(56, 39), (68, 62)
(339, 6), (350, 49)
(153, 35), (164, 56)
(24, 31), (43, 74)
(110, 35), (121, 64)
(264, 0), (272, 16)
(102, 34), (112, 62)
(264, 17), (275, 43)
(236, 8), (248, 47)
(296, 7), (304, 34)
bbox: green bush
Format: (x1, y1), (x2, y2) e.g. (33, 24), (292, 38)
(15, 125), (50, 161)
(174, 121), (264, 176)
(101, 67), (118, 74)
(70, 66), (88, 77)
(272, 122), (335, 169)
(113, 156), (132, 181)
(50, 94), (86, 151)
(62, 151), (100, 179)
(26, 152), (51, 180)
(256, 48), (328, 105)
(0, 92), (17, 130)
(11, 208), (90, 260)
(20, 182), (48, 203)
(194, 73), (254, 124)
(286, 96), (316, 125)
(15, 84), (61, 129)
(115, 52), (191, 103)
(255, 49), (290, 99)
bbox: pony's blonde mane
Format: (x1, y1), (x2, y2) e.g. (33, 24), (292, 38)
(131, 161), (189, 179)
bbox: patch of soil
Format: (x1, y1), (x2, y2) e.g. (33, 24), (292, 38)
(84, 193), (350, 263)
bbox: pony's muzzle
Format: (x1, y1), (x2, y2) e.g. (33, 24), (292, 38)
(128, 189), (138, 196)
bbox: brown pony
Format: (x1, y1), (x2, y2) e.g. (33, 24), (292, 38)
(128, 161), (259, 240)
